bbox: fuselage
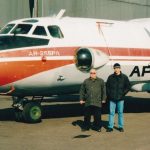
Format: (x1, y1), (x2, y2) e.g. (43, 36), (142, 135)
(0, 17), (150, 97)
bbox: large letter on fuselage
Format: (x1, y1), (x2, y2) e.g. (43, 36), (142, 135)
(129, 66), (140, 77)
(141, 66), (150, 76)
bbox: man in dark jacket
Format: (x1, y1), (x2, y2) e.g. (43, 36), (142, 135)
(106, 63), (130, 132)
(80, 68), (106, 132)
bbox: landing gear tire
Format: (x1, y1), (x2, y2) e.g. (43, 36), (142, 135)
(15, 109), (23, 122)
(23, 102), (42, 123)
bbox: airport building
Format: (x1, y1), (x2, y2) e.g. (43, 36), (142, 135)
(0, 0), (150, 27)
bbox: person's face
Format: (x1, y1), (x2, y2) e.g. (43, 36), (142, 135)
(114, 67), (121, 75)
(90, 70), (97, 79)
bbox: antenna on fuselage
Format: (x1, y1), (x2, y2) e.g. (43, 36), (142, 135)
(56, 9), (66, 19)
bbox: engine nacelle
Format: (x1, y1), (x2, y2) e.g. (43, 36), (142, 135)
(75, 47), (109, 71)
(131, 83), (150, 92)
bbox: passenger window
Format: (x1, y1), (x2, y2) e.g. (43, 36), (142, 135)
(0, 24), (15, 34)
(48, 25), (64, 38)
(11, 24), (32, 34)
(33, 26), (47, 36)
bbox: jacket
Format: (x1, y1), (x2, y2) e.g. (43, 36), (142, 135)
(80, 77), (106, 108)
(106, 72), (130, 101)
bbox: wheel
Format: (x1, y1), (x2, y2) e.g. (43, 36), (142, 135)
(23, 102), (42, 123)
(15, 109), (23, 122)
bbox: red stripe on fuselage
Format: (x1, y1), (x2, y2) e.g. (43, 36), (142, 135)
(0, 47), (150, 57)
(0, 60), (73, 86)
(107, 47), (150, 56)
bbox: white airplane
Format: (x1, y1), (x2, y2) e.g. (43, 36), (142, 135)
(0, 11), (149, 123)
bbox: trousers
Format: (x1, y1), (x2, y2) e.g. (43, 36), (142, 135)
(108, 100), (124, 128)
(84, 105), (102, 129)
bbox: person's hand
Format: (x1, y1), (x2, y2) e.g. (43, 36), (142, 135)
(102, 100), (106, 104)
(80, 100), (85, 105)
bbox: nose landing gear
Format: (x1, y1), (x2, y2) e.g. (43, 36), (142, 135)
(12, 96), (42, 123)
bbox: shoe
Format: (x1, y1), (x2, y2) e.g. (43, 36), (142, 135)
(95, 129), (101, 132)
(106, 128), (113, 132)
(92, 126), (101, 132)
(118, 128), (124, 132)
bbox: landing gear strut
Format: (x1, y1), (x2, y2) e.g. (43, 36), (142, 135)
(12, 96), (42, 123)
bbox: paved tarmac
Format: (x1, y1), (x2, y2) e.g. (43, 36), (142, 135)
(0, 92), (149, 150)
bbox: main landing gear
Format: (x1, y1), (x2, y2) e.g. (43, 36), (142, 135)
(12, 96), (43, 123)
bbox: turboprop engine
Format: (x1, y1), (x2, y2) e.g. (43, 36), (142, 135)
(75, 48), (109, 71)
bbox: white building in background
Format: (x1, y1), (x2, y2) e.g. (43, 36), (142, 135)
(0, 0), (150, 27)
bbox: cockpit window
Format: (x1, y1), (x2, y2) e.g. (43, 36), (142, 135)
(0, 24), (15, 34)
(0, 36), (49, 50)
(11, 24), (32, 34)
(33, 26), (47, 36)
(48, 25), (64, 38)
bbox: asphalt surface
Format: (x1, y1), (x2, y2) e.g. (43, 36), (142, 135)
(0, 92), (150, 150)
